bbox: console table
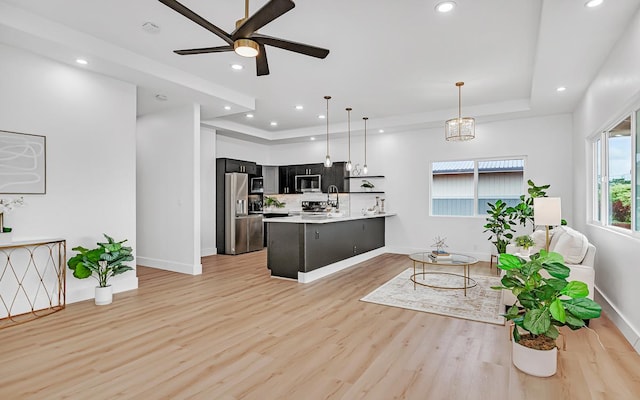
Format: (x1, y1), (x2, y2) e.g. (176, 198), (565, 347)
(0, 238), (66, 329)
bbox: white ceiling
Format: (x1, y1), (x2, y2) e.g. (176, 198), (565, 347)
(1, 0), (639, 142)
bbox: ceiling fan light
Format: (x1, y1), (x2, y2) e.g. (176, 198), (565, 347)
(234, 39), (259, 57)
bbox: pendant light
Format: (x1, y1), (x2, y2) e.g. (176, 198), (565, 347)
(362, 117), (369, 174)
(445, 81), (475, 141)
(346, 107), (352, 171)
(324, 96), (333, 167)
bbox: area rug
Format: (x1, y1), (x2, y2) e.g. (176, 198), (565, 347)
(361, 268), (505, 325)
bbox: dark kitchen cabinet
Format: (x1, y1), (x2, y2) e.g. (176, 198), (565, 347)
(321, 162), (349, 193)
(218, 158), (258, 175)
(278, 165), (295, 194)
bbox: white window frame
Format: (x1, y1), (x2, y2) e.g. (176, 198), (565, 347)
(430, 156), (527, 218)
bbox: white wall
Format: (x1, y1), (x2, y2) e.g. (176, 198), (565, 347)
(0, 43), (138, 303)
(201, 126), (216, 256)
(573, 8), (640, 352)
(216, 134), (271, 165)
(137, 104), (202, 275)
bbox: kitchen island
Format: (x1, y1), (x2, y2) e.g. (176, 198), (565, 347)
(265, 213), (395, 282)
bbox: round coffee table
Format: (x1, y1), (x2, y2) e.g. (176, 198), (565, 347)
(409, 252), (479, 296)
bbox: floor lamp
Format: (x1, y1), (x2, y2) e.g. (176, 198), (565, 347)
(533, 197), (562, 252)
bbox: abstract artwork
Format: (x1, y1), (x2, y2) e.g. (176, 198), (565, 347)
(0, 130), (46, 194)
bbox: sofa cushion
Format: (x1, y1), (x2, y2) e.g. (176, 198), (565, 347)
(530, 229), (549, 249)
(550, 227), (589, 264)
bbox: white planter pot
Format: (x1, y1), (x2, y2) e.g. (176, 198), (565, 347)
(95, 285), (113, 306)
(512, 340), (557, 377)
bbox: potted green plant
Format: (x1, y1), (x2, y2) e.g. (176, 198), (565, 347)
(67, 234), (134, 305)
(494, 250), (602, 376)
(264, 196), (286, 209)
(483, 199), (515, 254)
(361, 180), (375, 192)
(514, 235), (535, 256)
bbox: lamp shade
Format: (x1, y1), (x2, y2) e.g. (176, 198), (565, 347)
(534, 197), (562, 226)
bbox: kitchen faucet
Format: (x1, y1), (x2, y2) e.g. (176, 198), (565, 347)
(327, 185), (339, 210)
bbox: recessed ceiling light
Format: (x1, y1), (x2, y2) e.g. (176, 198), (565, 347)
(270, 121), (278, 126)
(142, 22), (161, 34)
(378, 129), (385, 133)
(435, 1), (456, 13)
(318, 115), (326, 119)
(155, 94), (168, 101)
(295, 105), (304, 110)
(224, 105), (231, 110)
(310, 137), (316, 141)
(246, 113), (254, 118)
(585, 0), (604, 8)
(231, 64), (244, 70)
(75, 58), (88, 65)
(556, 86), (567, 92)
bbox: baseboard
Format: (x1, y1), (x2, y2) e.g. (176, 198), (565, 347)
(297, 247), (387, 283)
(201, 247), (217, 257)
(66, 276), (139, 304)
(595, 286), (640, 354)
(137, 256), (202, 275)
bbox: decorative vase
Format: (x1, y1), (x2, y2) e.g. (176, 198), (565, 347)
(512, 340), (557, 377)
(95, 285), (113, 306)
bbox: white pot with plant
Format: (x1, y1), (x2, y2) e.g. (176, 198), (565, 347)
(514, 234), (535, 256)
(67, 234), (134, 305)
(0, 196), (25, 243)
(493, 251), (602, 377)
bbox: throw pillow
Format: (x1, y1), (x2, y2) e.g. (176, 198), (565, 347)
(550, 227), (589, 264)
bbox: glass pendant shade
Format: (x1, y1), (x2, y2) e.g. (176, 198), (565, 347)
(325, 155), (332, 167)
(445, 81), (475, 141)
(445, 116), (475, 141)
(363, 164), (368, 174)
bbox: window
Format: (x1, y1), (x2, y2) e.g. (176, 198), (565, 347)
(431, 158), (524, 216)
(593, 113), (637, 231)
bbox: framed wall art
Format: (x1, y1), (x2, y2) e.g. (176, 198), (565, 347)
(0, 130), (46, 194)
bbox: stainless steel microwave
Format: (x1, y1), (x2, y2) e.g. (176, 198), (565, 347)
(295, 174), (321, 192)
(250, 177), (264, 193)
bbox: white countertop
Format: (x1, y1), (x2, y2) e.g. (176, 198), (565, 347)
(264, 213), (396, 224)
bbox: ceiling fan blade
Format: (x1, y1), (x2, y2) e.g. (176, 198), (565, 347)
(158, 0), (233, 45)
(252, 34), (330, 59)
(256, 44), (270, 76)
(174, 46), (234, 55)
(232, 0), (295, 40)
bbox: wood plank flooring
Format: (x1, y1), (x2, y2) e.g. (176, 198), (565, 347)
(1, 251), (639, 399)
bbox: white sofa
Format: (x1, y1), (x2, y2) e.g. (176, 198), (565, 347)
(501, 226), (596, 306)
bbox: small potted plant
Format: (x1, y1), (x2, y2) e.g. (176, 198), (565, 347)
(264, 196), (286, 211)
(361, 180), (375, 192)
(0, 196), (25, 243)
(67, 234), (134, 305)
(494, 250), (602, 377)
(514, 235), (535, 256)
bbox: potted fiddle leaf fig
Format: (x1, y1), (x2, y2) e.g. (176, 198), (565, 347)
(483, 199), (515, 254)
(494, 250), (602, 377)
(67, 234), (134, 305)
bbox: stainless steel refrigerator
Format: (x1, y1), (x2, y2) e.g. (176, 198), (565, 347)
(224, 172), (264, 254)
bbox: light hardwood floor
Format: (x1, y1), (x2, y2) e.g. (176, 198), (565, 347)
(1, 251), (639, 399)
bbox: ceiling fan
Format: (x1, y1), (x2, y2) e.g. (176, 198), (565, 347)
(158, 0), (330, 76)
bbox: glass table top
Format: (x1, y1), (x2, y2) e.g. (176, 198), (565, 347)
(409, 252), (478, 265)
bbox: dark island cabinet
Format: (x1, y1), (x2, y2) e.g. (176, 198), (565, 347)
(266, 217), (385, 278)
